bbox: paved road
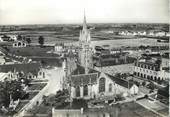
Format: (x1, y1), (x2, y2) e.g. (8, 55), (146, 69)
(14, 67), (65, 117)
(44, 67), (65, 95)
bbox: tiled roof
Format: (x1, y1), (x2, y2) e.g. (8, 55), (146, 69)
(70, 73), (98, 86)
(0, 62), (41, 76)
(107, 74), (133, 89)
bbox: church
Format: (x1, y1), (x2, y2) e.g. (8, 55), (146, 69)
(65, 13), (139, 100)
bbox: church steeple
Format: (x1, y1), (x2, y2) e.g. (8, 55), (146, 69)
(83, 10), (87, 31)
(78, 11), (93, 72)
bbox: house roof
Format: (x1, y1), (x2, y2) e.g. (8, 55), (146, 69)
(70, 73), (98, 86)
(0, 62), (41, 76)
(106, 74), (134, 89)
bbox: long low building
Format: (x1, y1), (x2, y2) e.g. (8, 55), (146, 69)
(0, 62), (45, 80)
(133, 57), (170, 81)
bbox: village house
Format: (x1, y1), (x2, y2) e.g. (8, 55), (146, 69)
(54, 43), (64, 54)
(0, 62), (45, 80)
(0, 34), (18, 42)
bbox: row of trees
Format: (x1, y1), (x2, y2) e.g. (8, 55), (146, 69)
(17, 35), (45, 47)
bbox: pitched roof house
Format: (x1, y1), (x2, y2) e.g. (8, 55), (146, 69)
(0, 62), (43, 79)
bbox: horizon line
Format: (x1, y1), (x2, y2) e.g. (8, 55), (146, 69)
(0, 22), (169, 26)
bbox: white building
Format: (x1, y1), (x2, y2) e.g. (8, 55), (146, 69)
(0, 35), (18, 42)
(155, 32), (166, 37)
(9, 35), (18, 41)
(54, 43), (64, 53)
(13, 41), (27, 48)
(133, 58), (170, 81)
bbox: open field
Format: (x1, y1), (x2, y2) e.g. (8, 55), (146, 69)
(1, 28), (169, 47)
(91, 38), (169, 48)
(5, 46), (55, 57)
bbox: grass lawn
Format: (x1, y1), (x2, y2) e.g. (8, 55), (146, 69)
(28, 83), (47, 91)
(30, 57), (62, 67)
(31, 79), (48, 82)
(6, 45), (59, 57)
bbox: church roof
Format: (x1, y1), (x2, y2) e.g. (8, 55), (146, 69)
(107, 74), (134, 89)
(70, 73), (98, 86)
(71, 64), (99, 75)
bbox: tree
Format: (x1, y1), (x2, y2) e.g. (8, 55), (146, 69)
(0, 80), (25, 107)
(26, 38), (31, 46)
(142, 81), (146, 86)
(38, 36), (44, 47)
(17, 35), (22, 41)
(0, 81), (10, 107)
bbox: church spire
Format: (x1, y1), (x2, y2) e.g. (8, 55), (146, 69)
(83, 10), (87, 31)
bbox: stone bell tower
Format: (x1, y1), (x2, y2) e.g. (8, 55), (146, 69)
(78, 12), (93, 74)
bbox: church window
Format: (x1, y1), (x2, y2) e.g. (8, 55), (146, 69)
(83, 85), (88, 96)
(109, 83), (112, 92)
(144, 74), (146, 78)
(99, 77), (105, 93)
(137, 72), (140, 76)
(76, 86), (80, 97)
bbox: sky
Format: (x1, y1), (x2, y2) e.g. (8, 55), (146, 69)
(0, 0), (169, 25)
